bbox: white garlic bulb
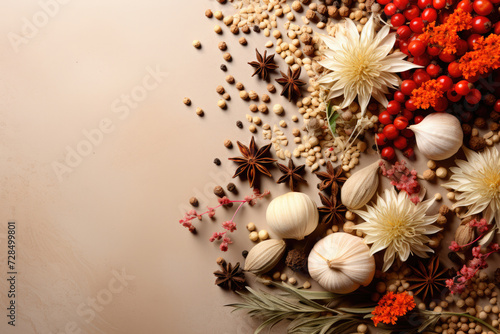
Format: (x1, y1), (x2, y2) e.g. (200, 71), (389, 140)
(266, 192), (319, 240)
(409, 113), (463, 161)
(308, 233), (375, 294)
(244, 239), (286, 274)
(341, 160), (381, 210)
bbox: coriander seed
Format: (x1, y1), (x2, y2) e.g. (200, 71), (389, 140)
(189, 197), (199, 207)
(248, 90), (258, 100)
(183, 97), (191, 105)
(239, 90), (249, 100)
(205, 9), (213, 18)
(214, 25), (222, 34)
(216, 85), (225, 94)
(249, 125), (257, 133)
(249, 104), (258, 112)
(192, 40), (201, 48)
(230, 25), (239, 34)
(236, 82), (244, 90)
(267, 83), (276, 93)
(223, 52), (232, 61)
(239, 37), (247, 45)
(262, 94), (270, 102)
(249, 231), (259, 242)
(195, 107), (204, 116)
(224, 139), (232, 148)
(225, 75), (235, 84)
(258, 104), (268, 113)
(218, 41), (227, 50)
(214, 10), (223, 20)
(436, 167), (448, 179)
(246, 222), (256, 231)
(258, 229), (269, 241)
(217, 99), (226, 109)
(273, 104), (284, 115)
(222, 93), (230, 100)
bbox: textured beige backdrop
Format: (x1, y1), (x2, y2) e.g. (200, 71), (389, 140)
(0, 1), (467, 334)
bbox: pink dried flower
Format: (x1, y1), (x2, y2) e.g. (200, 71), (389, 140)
(449, 241), (461, 252)
(380, 160), (422, 203)
(470, 218), (489, 233)
(222, 221), (237, 232)
(219, 237), (233, 252)
(209, 232), (225, 242)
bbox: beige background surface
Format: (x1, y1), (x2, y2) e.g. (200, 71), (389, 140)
(0, 1), (470, 334)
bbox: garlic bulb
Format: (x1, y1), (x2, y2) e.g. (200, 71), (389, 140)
(308, 233), (375, 294)
(266, 192), (319, 240)
(244, 239), (286, 274)
(409, 113), (463, 161)
(341, 160), (381, 210)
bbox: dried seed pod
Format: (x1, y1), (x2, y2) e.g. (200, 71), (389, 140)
(341, 160), (381, 210)
(244, 239), (286, 274)
(455, 221), (475, 248)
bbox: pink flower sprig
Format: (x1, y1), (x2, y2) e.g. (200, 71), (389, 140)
(446, 219), (499, 294)
(380, 160), (421, 204)
(179, 188), (270, 251)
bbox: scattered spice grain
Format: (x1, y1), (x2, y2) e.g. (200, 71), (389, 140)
(189, 197), (199, 207)
(216, 85), (225, 94)
(218, 41), (227, 50)
(183, 97), (191, 105)
(224, 139), (233, 148)
(220, 64), (227, 71)
(192, 40), (201, 48)
(214, 186), (225, 198)
(195, 107), (204, 116)
(236, 120), (243, 128)
(236, 82), (244, 90)
(214, 25), (222, 34)
(267, 84), (276, 93)
(226, 182), (236, 193)
(223, 52), (232, 61)
(239, 37), (247, 45)
(205, 9), (213, 18)
(213, 158), (221, 166)
(217, 99), (226, 109)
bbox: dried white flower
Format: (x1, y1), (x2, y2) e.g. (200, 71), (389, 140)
(354, 188), (440, 272)
(443, 147), (500, 241)
(317, 15), (421, 115)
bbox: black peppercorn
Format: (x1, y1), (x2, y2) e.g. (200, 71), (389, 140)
(227, 182), (236, 193)
(214, 158), (221, 166)
(242, 250), (248, 258)
(220, 64), (227, 71)
(214, 186), (225, 197)
(236, 120), (243, 128)
(253, 25), (260, 33)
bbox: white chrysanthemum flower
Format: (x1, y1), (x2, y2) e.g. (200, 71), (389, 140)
(443, 146), (500, 238)
(317, 15), (421, 115)
(354, 188), (440, 272)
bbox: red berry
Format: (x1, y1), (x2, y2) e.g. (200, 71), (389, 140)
(408, 39), (426, 56)
(437, 75), (453, 91)
(383, 124), (400, 140)
(387, 100), (402, 115)
(394, 91), (406, 103)
(455, 39), (468, 56)
(391, 13), (406, 27)
(402, 128), (415, 138)
(404, 5), (421, 20)
(414, 115), (424, 124)
(433, 0), (447, 9)
(447, 61), (462, 78)
(426, 63), (441, 77)
(402, 109), (414, 120)
(403, 147), (415, 159)
(381, 146), (396, 160)
(418, 0), (432, 8)
(384, 3), (398, 15)
(471, 16), (492, 34)
(393, 136), (408, 150)
(410, 17), (425, 33)
(375, 133), (388, 146)
(422, 8), (438, 22)
(414, 54), (431, 66)
(495, 22), (500, 35)
(378, 0), (392, 5)
(465, 89), (481, 104)
(399, 39), (410, 56)
(397, 25), (412, 40)
(447, 88), (462, 102)
(427, 45), (441, 56)
(401, 80), (417, 95)
(466, 34), (481, 50)
(378, 111), (393, 125)
(439, 51), (456, 63)
(455, 80), (472, 95)
(434, 97), (449, 111)
(405, 98), (418, 111)
(457, 0), (474, 11)
(394, 0), (410, 9)
(413, 69), (431, 86)
(473, 0), (493, 15)
(494, 100), (500, 112)
(394, 116), (409, 130)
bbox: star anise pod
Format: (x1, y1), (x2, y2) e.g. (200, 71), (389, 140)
(314, 161), (347, 195)
(275, 66), (306, 101)
(214, 261), (246, 291)
(408, 256), (449, 301)
(229, 136), (276, 188)
(276, 159), (307, 191)
(248, 49), (279, 81)
(318, 192), (346, 225)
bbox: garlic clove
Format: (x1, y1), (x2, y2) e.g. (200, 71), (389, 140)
(266, 192), (319, 240)
(244, 239), (286, 274)
(308, 233), (375, 294)
(409, 113), (463, 161)
(340, 160), (381, 210)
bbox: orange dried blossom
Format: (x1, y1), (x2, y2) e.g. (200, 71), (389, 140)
(411, 79), (444, 109)
(372, 291), (416, 327)
(459, 34), (500, 80)
(420, 8), (472, 54)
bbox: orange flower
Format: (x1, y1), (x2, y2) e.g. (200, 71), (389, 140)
(459, 34), (500, 80)
(420, 8), (472, 54)
(372, 292), (416, 327)
(411, 79), (444, 109)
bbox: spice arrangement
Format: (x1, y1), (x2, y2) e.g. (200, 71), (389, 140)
(179, 0), (500, 333)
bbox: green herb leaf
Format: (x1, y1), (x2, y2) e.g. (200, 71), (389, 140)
(326, 103), (340, 136)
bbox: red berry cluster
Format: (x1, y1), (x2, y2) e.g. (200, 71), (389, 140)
(376, 0), (500, 160)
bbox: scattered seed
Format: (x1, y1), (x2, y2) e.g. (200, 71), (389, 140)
(436, 167), (447, 179)
(239, 37), (247, 45)
(216, 85), (225, 94)
(195, 107), (204, 116)
(303, 281), (311, 289)
(217, 99), (226, 109)
(205, 9), (213, 18)
(236, 82), (244, 90)
(214, 186), (225, 197)
(213, 158), (221, 166)
(192, 40), (201, 48)
(249, 125), (257, 133)
(249, 231), (259, 242)
(267, 84), (276, 93)
(273, 104), (284, 115)
(227, 182), (236, 193)
(183, 97), (191, 105)
(236, 120), (243, 128)
(214, 25), (222, 34)
(225, 75), (235, 84)
(258, 229), (269, 241)
(220, 64), (227, 71)
(224, 139), (233, 148)
(223, 52), (232, 61)
(189, 197), (199, 207)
